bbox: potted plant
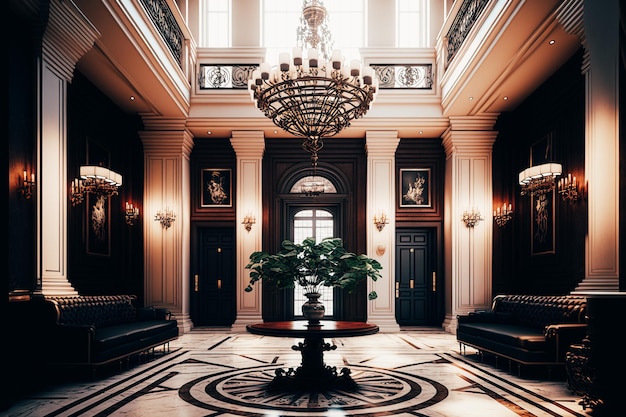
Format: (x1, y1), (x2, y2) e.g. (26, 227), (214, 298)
(245, 237), (382, 322)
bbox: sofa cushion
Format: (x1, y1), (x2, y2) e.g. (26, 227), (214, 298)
(94, 320), (179, 353)
(458, 322), (546, 351)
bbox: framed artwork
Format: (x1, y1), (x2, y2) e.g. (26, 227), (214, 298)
(85, 138), (111, 256)
(400, 168), (431, 207)
(201, 169), (232, 207)
(531, 132), (553, 165)
(531, 189), (556, 255)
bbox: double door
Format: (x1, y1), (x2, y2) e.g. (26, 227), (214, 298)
(395, 229), (440, 325)
(191, 228), (235, 326)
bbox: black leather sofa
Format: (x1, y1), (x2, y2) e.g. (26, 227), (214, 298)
(43, 295), (179, 373)
(457, 294), (588, 374)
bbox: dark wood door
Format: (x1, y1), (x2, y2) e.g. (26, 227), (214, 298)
(192, 228), (235, 326)
(395, 229), (437, 325)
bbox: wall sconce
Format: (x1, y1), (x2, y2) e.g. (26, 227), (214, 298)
(155, 208), (175, 229)
(373, 211), (389, 231)
(558, 173), (580, 203)
(125, 202), (140, 226)
(518, 163), (561, 196)
(242, 213), (256, 232)
(19, 170), (35, 199)
(493, 203), (513, 227)
(462, 208), (484, 228)
(70, 164), (122, 206)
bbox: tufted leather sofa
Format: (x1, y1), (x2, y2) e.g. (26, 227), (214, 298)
(457, 294), (588, 373)
(43, 295), (179, 372)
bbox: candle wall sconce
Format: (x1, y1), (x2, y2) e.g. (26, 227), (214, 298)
(558, 173), (580, 203)
(462, 208), (484, 228)
(242, 213), (256, 232)
(19, 170), (35, 199)
(493, 203), (513, 227)
(373, 211), (389, 231)
(155, 208), (175, 229)
(125, 202), (140, 226)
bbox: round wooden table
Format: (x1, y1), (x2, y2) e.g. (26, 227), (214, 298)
(247, 320), (379, 392)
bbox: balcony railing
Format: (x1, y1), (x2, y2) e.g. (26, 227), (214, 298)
(445, 0), (489, 66)
(139, 0), (184, 67)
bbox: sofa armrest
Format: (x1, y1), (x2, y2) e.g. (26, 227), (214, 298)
(136, 306), (172, 321)
(154, 308), (172, 320)
(544, 323), (588, 362)
(49, 323), (96, 363)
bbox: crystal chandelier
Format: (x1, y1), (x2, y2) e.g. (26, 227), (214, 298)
(248, 0), (378, 166)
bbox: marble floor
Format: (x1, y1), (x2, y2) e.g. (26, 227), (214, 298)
(5, 327), (590, 417)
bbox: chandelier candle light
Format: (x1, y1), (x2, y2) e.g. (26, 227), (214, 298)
(70, 165), (122, 206)
(248, 0), (378, 166)
(518, 163), (562, 196)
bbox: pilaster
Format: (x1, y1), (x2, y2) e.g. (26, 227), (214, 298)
(140, 121), (194, 333)
(366, 131), (401, 332)
(441, 115), (497, 333)
(38, 0), (99, 296)
(230, 131), (265, 331)
(574, 0), (620, 292)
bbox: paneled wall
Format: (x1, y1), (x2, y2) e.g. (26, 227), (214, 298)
(66, 73), (145, 300)
(493, 49), (586, 295)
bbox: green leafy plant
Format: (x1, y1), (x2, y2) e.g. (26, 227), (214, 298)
(245, 237), (382, 300)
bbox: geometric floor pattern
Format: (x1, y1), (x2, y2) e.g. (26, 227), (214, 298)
(5, 328), (589, 416)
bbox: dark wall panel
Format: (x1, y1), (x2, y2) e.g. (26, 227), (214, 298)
(493, 48), (585, 295)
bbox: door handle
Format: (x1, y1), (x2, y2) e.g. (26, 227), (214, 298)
(432, 272), (436, 292)
(409, 279), (414, 289)
(395, 281), (399, 298)
(194, 274), (199, 292)
(217, 279), (222, 289)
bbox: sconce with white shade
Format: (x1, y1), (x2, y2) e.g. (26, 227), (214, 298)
(19, 169), (35, 199)
(70, 164), (122, 206)
(462, 208), (484, 228)
(493, 203), (513, 227)
(518, 163), (561, 196)
(125, 202), (140, 226)
(373, 211), (389, 231)
(558, 173), (580, 203)
(242, 213), (256, 232)
(155, 208), (175, 229)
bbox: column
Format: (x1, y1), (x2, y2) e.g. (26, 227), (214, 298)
(574, 0), (620, 291)
(140, 119), (194, 333)
(230, 131), (265, 330)
(441, 115), (498, 333)
(366, 131), (401, 332)
(38, 0), (100, 296)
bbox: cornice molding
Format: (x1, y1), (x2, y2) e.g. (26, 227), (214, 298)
(43, 0), (100, 81)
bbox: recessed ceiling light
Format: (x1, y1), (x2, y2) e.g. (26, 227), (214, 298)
(469, 96), (473, 100)
(207, 131), (212, 135)
(549, 39), (555, 45)
(274, 130), (278, 134)
(419, 130), (423, 135)
(503, 96), (508, 100)
(130, 96), (135, 101)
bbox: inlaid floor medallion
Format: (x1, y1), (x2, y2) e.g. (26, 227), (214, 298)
(180, 364), (448, 414)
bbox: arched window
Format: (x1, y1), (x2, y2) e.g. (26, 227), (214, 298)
(292, 209), (335, 317)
